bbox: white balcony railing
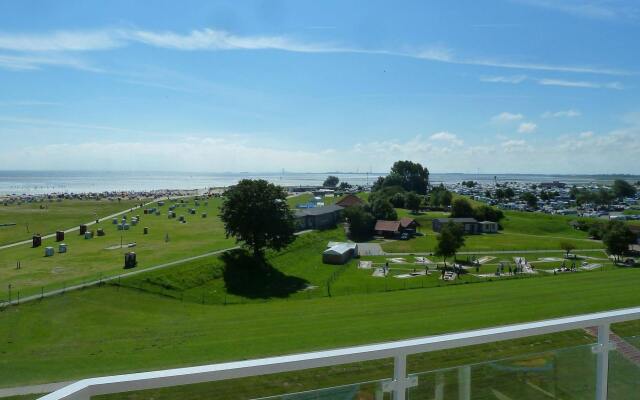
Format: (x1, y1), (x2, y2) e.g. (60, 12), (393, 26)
(40, 306), (640, 400)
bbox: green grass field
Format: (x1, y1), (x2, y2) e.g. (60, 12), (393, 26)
(0, 193), (638, 399)
(1, 267), (639, 389)
(0, 198), (146, 246)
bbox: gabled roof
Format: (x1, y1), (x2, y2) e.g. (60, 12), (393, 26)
(324, 242), (358, 255)
(399, 217), (419, 228)
(375, 220), (401, 232)
(335, 194), (365, 208)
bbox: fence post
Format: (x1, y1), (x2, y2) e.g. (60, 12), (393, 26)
(595, 323), (611, 400)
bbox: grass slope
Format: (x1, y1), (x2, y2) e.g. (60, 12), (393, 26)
(382, 209), (603, 253)
(1, 268), (639, 387)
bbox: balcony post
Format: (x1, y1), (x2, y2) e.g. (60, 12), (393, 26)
(595, 323), (610, 400)
(393, 354), (407, 400)
(458, 365), (471, 400)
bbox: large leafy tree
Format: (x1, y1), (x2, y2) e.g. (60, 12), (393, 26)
(343, 205), (375, 240)
(435, 221), (465, 266)
(613, 179), (636, 199)
(323, 175), (340, 188)
(405, 192), (422, 214)
(521, 192), (538, 209)
(602, 221), (635, 261)
(220, 179), (296, 259)
(450, 198), (474, 218)
(473, 205), (504, 223)
(389, 160), (430, 194)
(370, 198), (398, 221)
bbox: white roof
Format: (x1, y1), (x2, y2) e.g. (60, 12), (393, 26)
(324, 242), (358, 255)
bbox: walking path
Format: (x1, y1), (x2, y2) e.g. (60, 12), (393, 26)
(386, 249), (607, 256)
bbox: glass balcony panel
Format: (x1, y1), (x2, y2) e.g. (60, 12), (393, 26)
(607, 335), (640, 400)
(94, 359), (393, 400)
(408, 344), (597, 400)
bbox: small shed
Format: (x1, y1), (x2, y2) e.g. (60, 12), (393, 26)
(322, 242), (358, 265)
(479, 221), (498, 233)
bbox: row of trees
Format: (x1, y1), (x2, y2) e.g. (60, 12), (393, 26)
(570, 180), (637, 206)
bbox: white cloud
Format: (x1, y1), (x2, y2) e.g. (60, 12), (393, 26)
(537, 78), (623, 90)
(541, 109), (581, 118)
(518, 122), (537, 133)
(480, 75), (527, 84)
(1, 126), (638, 174)
(428, 131), (464, 146)
(492, 112), (524, 122)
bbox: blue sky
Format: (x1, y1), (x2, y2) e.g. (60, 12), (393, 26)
(0, 0), (638, 173)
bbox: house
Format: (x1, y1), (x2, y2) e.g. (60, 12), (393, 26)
(374, 220), (401, 237)
(322, 242), (358, 264)
(295, 204), (343, 230)
(432, 218), (482, 235)
(479, 221), (498, 233)
(399, 217), (420, 230)
(335, 194), (365, 208)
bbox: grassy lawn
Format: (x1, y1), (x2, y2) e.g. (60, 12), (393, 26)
(1, 267), (639, 388)
(382, 209), (603, 253)
(0, 197), (235, 300)
(0, 198), (146, 246)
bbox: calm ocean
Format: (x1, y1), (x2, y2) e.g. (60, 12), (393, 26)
(0, 171), (636, 195)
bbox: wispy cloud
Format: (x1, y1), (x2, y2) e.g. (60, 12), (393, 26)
(512, 0), (637, 20)
(480, 75), (527, 84)
(0, 28), (633, 77)
(518, 122), (537, 133)
(125, 28), (342, 52)
(0, 30), (123, 51)
(0, 53), (100, 72)
(492, 112), (524, 122)
(541, 109), (581, 118)
(537, 78), (623, 90)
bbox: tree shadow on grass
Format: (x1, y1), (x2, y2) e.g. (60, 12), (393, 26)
(221, 249), (309, 299)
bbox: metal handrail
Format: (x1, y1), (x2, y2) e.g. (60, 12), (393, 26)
(40, 306), (640, 400)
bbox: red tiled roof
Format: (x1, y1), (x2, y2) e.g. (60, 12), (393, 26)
(336, 194), (365, 207)
(375, 220), (401, 232)
(399, 217), (419, 228)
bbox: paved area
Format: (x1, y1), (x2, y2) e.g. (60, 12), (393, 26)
(0, 380), (72, 398)
(357, 243), (385, 256)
